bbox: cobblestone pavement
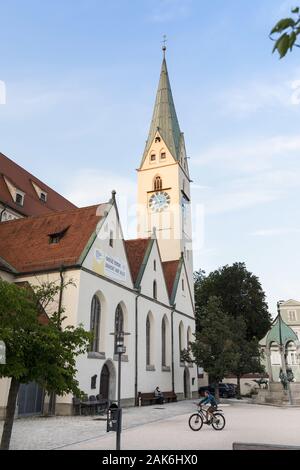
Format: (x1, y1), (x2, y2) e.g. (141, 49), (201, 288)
(1, 399), (299, 450)
(0, 399), (202, 450)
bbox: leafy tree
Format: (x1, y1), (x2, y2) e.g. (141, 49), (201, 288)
(190, 296), (238, 400)
(194, 263), (272, 341)
(229, 316), (265, 398)
(0, 279), (90, 450)
(270, 6), (300, 58)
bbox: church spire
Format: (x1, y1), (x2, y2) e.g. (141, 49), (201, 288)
(141, 49), (182, 165)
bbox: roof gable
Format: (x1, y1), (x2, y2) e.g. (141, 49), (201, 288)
(125, 238), (151, 287)
(81, 201), (134, 288)
(162, 260), (180, 300)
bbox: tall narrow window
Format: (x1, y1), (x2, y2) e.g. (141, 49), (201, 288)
(109, 230), (114, 247)
(154, 176), (162, 191)
(179, 322), (184, 362)
(114, 304), (124, 354)
(179, 326), (182, 356)
(182, 279), (185, 291)
(154, 260), (156, 271)
(153, 280), (157, 300)
(90, 295), (101, 352)
(146, 315), (151, 366)
(162, 317), (166, 367)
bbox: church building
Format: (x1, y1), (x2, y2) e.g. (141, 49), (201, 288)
(0, 49), (198, 418)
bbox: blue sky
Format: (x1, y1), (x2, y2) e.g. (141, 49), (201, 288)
(1, 0), (300, 314)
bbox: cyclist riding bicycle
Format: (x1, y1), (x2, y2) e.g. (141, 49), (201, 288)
(199, 390), (218, 424)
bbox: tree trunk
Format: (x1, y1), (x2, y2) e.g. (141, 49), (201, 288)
(214, 382), (220, 401)
(0, 377), (20, 450)
(47, 391), (56, 416)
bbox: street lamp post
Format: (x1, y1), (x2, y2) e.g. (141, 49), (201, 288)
(110, 330), (130, 450)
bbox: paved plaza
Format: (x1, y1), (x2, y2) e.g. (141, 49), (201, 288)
(1, 400), (300, 450)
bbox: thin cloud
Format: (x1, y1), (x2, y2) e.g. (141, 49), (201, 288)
(64, 168), (137, 238)
(149, 0), (191, 23)
(217, 78), (300, 117)
(251, 228), (300, 237)
(194, 135), (300, 174)
(192, 167), (300, 216)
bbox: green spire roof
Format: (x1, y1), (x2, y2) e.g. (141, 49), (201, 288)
(142, 57), (182, 164)
(266, 314), (298, 346)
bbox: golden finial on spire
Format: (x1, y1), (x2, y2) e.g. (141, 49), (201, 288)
(162, 35), (167, 56)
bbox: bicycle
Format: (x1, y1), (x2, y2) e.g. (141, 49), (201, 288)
(189, 403), (226, 431)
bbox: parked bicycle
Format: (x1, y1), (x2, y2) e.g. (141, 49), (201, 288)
(189, 403), (226, 431)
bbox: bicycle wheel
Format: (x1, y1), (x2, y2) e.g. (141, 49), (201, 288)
(189, 413), (203, 431)
(212, 413), (226, 431)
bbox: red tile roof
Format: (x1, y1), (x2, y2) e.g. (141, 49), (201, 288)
(162, 260), (180, 297)
(0, 205), (104, 273)
(0, 152), (76, 217)
(125, 238), (181, 299)
(124, 238), (150, 285)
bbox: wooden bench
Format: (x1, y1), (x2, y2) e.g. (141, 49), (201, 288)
(138, 391), (177, 406)
(163, 391), (177, 403)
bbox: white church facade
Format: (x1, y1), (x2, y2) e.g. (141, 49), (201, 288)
(0, 51), (198, 418)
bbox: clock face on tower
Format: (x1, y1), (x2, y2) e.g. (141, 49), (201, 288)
(149, 192), (171, 212)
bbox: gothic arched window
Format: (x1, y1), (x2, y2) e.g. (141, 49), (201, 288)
(90, 295), (101, 352)
(154, 176), (162, 191)
(162, 317), (166, 367)
(146, 315), (151, 366)
(179, 322), (184, 361)
(114, 303), (124, 354)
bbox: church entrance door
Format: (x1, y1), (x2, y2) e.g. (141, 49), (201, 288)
(100, 364), (110, 399)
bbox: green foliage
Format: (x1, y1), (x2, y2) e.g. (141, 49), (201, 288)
(194, 262), (271, 340)
(229, 315), (265, 383)
(270, 7), (300, 58)
(192, 264), (269, 389)
(190, 296), (238, 384)
(0, 278), (90, 397)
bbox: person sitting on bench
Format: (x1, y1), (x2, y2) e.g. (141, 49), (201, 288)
(154, 386), (164, 404)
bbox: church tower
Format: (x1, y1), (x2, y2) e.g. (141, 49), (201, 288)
(137, 47), (193, 289)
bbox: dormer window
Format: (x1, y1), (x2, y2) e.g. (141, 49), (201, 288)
(31, 181), (48, 203)
(49, 227), (69, 244)
(15, 193), (24, 206)
(150, 154), (156, 162)
(40, 192), (47, 203)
